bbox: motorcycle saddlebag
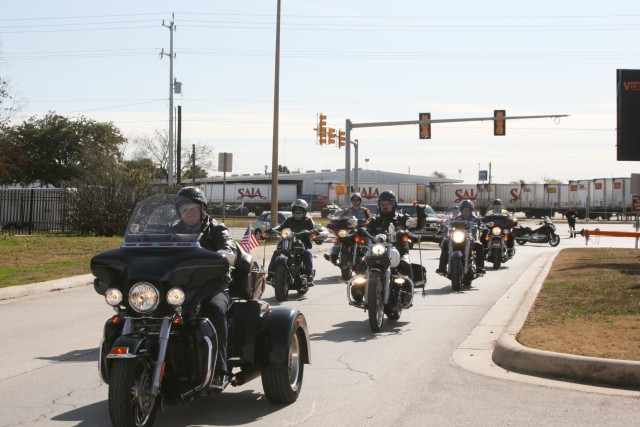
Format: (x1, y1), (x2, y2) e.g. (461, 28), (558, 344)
(411, 263), (427, 288)
(230, 255), (265, 300)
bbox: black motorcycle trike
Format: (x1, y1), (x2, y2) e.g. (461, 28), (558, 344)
(91, 195), (310, 427)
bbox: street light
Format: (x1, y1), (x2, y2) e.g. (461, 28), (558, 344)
(365, 158), (370, 170)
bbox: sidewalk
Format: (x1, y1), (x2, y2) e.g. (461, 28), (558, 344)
(454, 250), (640, 393)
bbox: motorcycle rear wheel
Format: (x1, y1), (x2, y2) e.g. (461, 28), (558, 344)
(261, 322), (305, 403)
(516, 239), (527, 245)
(367, 271), (385, 332)
(549, 234), (560, 247)
(450, 258), (462, 292)
(274, 264), (290, 302)
(108, 358), (158, 427)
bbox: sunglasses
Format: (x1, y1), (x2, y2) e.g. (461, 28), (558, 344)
(179, 204), (201, 215)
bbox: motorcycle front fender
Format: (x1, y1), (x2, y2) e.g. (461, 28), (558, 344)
(257, 306), (310, 367)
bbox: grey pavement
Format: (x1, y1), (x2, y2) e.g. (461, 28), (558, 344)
(1, 241), (638, 393)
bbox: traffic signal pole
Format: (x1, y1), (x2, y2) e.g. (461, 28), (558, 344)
(344, 113), (568, 192)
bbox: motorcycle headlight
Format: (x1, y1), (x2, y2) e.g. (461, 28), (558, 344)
(452, 230), (466, 243)
(105, 288), (123, 306)
(281, 228), (292, 238)
(128, 282), (160, 313)
(338, 229), (348, 238)
(491, 226), (502, 236)
(166, 287), (185, 306)
(372, 244), (387, 257)
(389, 248), (401, 267)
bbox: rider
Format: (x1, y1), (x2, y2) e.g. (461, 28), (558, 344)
(365, 190), (413, 280)
(267, 199), (316, 285)
(171, 186), (238, 388)
(436, 199), (485, 276)
(345, 192), (371, 220)
(325, 193), (371, 265)
(483, 198), (515, 257)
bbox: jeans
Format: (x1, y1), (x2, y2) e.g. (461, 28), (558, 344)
(202, 290), (230, 375)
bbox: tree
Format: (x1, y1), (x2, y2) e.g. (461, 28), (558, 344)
(432, 170), (447, 179)
(0, 113), (125, 186)
(278, 164), (290, 174)
(132, 129), (214, 182)
(0, 75), (23, 126)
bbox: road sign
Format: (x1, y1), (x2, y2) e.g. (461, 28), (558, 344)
(633, 195), (640, 212)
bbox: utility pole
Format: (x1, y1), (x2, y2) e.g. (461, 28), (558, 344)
(161, 14), (176, 186)
(270, 0), (281, 227)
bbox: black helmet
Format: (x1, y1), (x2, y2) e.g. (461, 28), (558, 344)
(492, 199), (503, 206)
(350, 192), (362, 202)
(459, 199), (474, 211)
(377, 190), (397, 217)
(291, 199), (308, 220)
(176, 186), (208, 212)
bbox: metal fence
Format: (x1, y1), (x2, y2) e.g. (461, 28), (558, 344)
(0, 188), (75, 234)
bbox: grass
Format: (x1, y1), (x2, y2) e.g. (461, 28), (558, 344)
(518, 248), (640, 361)
(2, 235), (637, 361)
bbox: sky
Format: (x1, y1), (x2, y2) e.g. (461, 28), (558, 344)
(1, 0), (640, 184)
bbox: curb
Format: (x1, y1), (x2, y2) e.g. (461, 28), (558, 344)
(0, 274), (94, 301)
(491, 251), (640, 390)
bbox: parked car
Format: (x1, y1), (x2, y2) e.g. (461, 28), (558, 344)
(396, 203), (443, 243)
(253, 211), (292, 239)
(321, 204), (340, 218)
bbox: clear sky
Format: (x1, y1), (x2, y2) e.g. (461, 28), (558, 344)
(2, 0), (639, 184)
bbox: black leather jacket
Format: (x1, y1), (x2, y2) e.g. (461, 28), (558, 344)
(366, 212), (412, 255)
(274, 216), (315, 249)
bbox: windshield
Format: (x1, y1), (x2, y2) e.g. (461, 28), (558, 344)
(333, 207), (369, 221)
(124, 194), (200, 245)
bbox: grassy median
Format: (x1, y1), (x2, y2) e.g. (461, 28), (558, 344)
(1, 236), (638, 361)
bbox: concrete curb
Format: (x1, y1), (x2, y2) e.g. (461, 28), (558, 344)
(0, 274), (94, 301)
(490, 250), (640, 390)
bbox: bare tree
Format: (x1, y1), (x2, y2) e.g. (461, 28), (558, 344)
(132, 129), (215, 182)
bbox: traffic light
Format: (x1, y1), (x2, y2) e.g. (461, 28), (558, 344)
(318, 114), (327, 144)
(419, 112), (431, 139)
(328, 127), (336, 144)
(338, 130), (346, 148)
(494, 110), (506, 136)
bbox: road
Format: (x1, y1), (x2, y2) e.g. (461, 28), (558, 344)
(1, 221), (639, 427)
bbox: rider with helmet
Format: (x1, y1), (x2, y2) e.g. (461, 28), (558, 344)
(485, 199), (509, 216)
(483, 198), (515, 257)
(267, 199), (317, 285)
(345, 192), (371, 220)
(171, 186), (239, 388)
(364, 190), (413, 280)
(436, 199), (485, 276)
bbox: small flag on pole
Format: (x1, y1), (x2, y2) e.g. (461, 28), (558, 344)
(241, 223), (260, 252)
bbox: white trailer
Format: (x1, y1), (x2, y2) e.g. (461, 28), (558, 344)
(203, 183), (298, 215)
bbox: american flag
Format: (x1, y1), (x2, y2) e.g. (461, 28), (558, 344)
(241, 223), (260, 252)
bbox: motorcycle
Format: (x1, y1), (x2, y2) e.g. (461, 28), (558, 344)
(265, 226), (322, 302)
(347, 223), (426, 332)
(480, 215), (518, 269)
(513, 216), (561, 246)
(442, 219), (484, 291)
(324, 208), (369, 280)
(91, 194), (310, 427)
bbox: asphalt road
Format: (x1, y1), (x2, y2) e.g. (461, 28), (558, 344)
(1, 221), (639, 426)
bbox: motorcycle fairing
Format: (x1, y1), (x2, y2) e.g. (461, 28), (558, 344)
(91, 246), (230, 312)
(257, 307), (310, 367)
